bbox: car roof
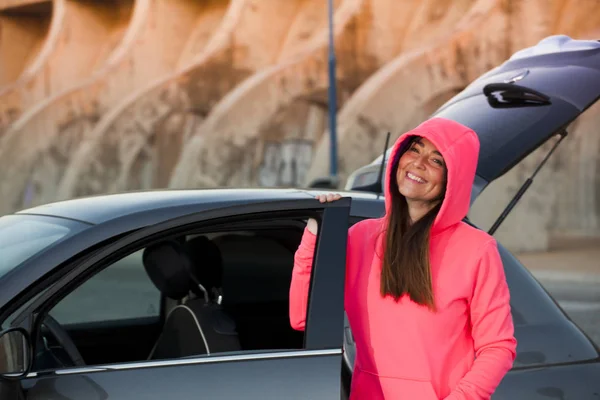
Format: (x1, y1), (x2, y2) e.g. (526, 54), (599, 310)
(16, 188), (384, 225)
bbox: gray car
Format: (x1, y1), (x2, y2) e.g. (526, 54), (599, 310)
(0, 35), (599, 399)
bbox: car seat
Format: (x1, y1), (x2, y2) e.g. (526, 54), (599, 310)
(142, 239), (241, 360)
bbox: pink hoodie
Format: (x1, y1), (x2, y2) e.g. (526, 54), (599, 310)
(290, 118), (517, 399)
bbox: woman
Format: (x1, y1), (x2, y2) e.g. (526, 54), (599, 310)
(289, 117), (517, 399)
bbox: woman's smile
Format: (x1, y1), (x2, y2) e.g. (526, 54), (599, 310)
(406, 171), (427, 184)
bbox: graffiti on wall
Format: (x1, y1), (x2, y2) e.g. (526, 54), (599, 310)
(258, 139), (313, 187)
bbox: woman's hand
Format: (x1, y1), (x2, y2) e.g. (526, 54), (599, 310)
(307, 193), (343, 234)
(316, 193), (342, 203)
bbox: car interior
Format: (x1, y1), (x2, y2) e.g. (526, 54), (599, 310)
(34, 220), (313, 371)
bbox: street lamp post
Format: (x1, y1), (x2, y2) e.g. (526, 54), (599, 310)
(327, 0), (338, 182)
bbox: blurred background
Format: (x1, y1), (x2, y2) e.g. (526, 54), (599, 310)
(0, 0), (598, 343)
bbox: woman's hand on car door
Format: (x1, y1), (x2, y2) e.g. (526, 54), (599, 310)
(307, 193), (343, 234)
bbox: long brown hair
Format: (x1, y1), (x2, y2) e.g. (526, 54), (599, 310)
(380, 143), (445, 311)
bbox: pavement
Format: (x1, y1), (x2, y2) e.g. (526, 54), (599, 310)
(516, 246), (600, 346)
(515, 246), (600, 283)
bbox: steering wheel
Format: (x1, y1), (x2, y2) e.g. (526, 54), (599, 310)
(40, 314), (85, 367)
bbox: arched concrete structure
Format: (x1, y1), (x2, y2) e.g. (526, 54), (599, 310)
(176, 0), (230, 69)
(304, 0), (506, 187)
(165, 0), (365, 189)
(166, 0), (477, 190)
(57, 0), (344, 200)
(300, 0), (600, 253)
(0, 0), (217, 214)
(0, 0), (48, 9)
(0, 0), (598, 253)
(0, 0), (58, 133)
(0, 0), (130, 136)
(0, 2), (51, 87)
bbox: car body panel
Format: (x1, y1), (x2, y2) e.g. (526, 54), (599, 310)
(494, 362), (600, 400)
(23, 352), (343, 400)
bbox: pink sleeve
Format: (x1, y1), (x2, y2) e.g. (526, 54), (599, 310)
(289, 227), (318, 331)
(444, 240), (517, 400)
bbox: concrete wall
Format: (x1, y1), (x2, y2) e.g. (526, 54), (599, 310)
(0, 0), (599, 252)
(167, 0), (477, 190)
(58, 0), (336, 198)
(304, 0), (505, 188)
(0, 0), (223, 213)
(0, 0), (131, 136)
(0, 6), (50, 86)
(0, 0), (47, 10)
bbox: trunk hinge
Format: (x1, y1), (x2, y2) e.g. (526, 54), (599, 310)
(488, 129), (568, 235)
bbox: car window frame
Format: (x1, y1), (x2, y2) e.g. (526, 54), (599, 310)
(12, 198), (351, 378)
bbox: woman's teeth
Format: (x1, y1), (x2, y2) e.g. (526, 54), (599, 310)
(407, 172), (425, 183)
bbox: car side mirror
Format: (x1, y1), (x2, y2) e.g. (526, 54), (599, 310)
(0, 327), (32, 380)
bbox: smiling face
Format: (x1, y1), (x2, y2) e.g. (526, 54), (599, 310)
(396, 137), (446, 210)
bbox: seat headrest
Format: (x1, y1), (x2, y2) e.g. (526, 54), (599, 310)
(142, 240), (193, 300)
(185, 236), (223, 290)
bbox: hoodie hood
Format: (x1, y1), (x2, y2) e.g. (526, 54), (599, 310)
(385, 117), (480, 234)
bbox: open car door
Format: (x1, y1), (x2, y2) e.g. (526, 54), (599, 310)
(3, 198), (352, 400)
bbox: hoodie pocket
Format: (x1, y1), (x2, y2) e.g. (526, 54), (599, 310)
(379, 377), (439, 400)
(353, 371), (440, 400)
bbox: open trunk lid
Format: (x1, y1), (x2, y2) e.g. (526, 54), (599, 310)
(346, 35), (600, 203)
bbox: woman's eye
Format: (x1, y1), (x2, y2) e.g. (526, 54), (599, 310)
(410, 147), (419, 153)
(432, 159), (444, 166)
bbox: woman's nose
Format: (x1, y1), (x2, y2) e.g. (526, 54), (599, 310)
(413, 156), (426, 169)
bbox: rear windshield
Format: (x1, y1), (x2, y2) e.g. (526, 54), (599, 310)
(0, 215), (87, 279)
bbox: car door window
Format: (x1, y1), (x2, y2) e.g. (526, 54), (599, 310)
(29, 213), (334, 372)
(50, 249), (161, 325)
